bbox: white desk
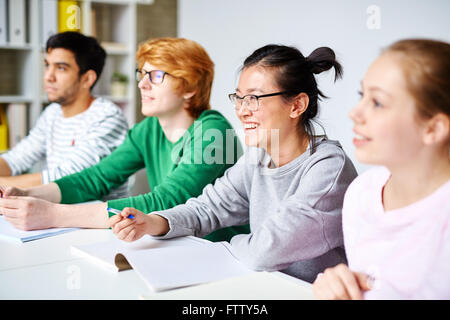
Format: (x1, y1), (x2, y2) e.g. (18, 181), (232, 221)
(0, 229), (314, 300)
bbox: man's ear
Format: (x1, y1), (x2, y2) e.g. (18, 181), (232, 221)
(290, 92), (309, 119)
(183, 91), (196, 101)
(81, 70), (97, 90)
(422, 113), (450, 146)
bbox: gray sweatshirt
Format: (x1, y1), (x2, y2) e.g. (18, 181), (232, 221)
(153, 137), (358, 283)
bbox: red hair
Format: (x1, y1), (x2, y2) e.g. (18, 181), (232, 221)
(136, 37), (214, 118)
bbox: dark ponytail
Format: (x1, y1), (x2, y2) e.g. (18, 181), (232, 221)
(307, 47), (343, 81)
(241, 44), (343, 153)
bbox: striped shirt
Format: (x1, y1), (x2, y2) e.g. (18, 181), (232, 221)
(1, 97), (130, 200)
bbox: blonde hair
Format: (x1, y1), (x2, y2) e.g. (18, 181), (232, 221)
(384, 39), (450, 121)
(136, 37), (214, 118)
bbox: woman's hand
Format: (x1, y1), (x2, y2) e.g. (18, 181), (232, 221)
(108, 207), (170, 242)
(312, 263), (373, 300)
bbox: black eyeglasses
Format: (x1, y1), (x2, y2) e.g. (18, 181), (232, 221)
(135, 69), (168, 84)
(228, 91), (290, 112)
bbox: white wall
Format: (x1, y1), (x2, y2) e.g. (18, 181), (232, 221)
(178, 0), (450, 173)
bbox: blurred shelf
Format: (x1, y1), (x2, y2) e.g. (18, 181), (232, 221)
(0, 44), (33, 51)
(101, 42), (131, 55)
(0, 96), (34, 104)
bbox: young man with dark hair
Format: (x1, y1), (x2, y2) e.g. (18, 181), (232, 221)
(0, 32), (129, 199)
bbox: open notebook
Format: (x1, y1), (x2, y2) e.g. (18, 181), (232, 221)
(0, 216), (78, 243)
(71, 235), (254, 292)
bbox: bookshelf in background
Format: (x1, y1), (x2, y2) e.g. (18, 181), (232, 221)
(0, 0), (39, 147)
(0, 0), (154, 154)
(85, 0), (137, 126)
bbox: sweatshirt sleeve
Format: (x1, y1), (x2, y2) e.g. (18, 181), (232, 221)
(54, 127), (145, 204)
(107, 116), (243, 214)
(151, 156), (251, 238)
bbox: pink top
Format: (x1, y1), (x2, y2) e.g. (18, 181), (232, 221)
(342, 166), (450, 299)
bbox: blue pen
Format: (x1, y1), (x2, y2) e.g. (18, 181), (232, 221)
(107, 207), (135, 219)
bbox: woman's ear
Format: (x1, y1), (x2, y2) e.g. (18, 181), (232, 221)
(422, 113), (450, 146)
(290, 93), (309, 119)
(81, 70), (97, 90)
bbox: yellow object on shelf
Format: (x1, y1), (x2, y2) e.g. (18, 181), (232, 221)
(58, 0), (81, 33)
(0, 105), (9, 152)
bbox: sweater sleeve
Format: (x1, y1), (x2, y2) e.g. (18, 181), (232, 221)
(151, 155), (250, 238)
(106, 116), (243, 214)
(54, 127), (145, 204)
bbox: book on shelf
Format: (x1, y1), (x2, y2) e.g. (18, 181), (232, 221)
(41, 0), (58, 47)
(6, 103), (27, 149)
(8, 0), (26, 45)
(0, 0), (7, 45)
(0, 104), (8, 152)
(71, 235), (255, 292)
(58, 0), (81, 33)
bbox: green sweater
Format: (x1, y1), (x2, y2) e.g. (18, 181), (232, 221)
(54, 110), (250, 242)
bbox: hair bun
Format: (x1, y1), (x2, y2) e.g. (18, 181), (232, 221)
(307, 47), (343, 81)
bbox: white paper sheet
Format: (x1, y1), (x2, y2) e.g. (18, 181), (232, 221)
(0, 216), (78, 243)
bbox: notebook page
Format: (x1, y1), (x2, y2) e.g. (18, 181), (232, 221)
(71, 235), (209, 272)
(0, 216), (78, 243)
(125, 241), (254, 292)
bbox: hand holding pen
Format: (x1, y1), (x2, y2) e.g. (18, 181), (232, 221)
(107, 207), (135, 219)
(107, 207), (170, 242)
